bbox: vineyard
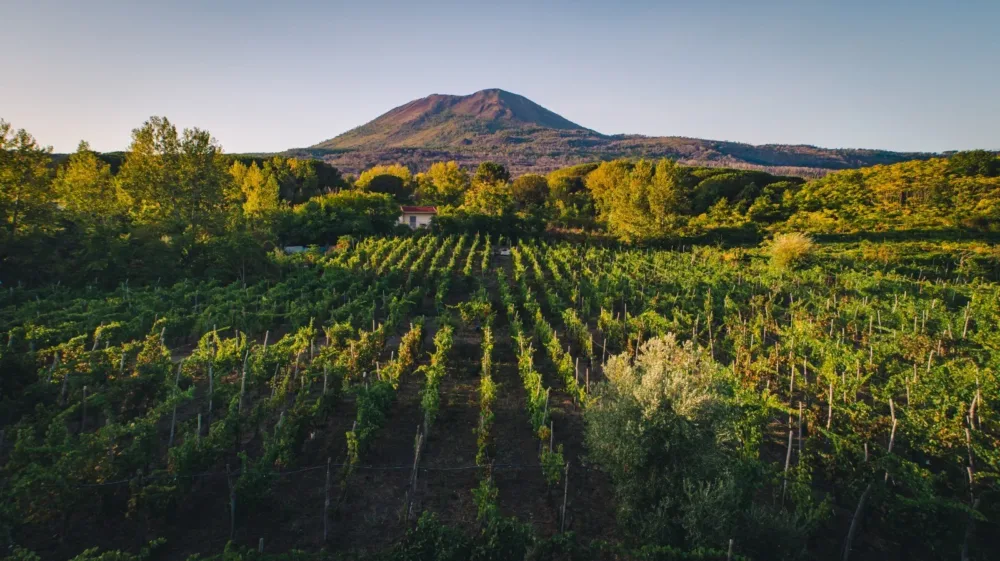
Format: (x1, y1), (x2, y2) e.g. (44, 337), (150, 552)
(1, 233), (999, 561)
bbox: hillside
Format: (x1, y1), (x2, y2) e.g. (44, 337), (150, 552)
(293, 88), (931, 176)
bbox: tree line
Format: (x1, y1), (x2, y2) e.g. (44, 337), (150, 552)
(3, 116), (998, 288)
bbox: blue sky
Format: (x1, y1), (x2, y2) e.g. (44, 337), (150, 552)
(1, 0), (997, 153)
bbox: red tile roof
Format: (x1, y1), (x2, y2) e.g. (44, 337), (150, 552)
(400, 205), (437, 213)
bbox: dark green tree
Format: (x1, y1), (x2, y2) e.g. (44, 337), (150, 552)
(365, 174), (412, 203)
(474, 161), (510, 186)
(947, 150), (999, 178)
(510, 174), (549, 208)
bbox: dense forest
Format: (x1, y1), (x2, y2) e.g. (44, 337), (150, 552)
(1, 117), (999, 561)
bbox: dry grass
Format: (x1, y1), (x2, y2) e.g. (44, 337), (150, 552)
(768, 232), (815, 270)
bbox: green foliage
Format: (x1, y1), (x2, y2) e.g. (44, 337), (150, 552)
(229, 160), (281, 234)
(476, 324), (497, 467)
(416, 161), (469, 207)
(66, 539), (166, 561)
(356, 164), (413, 190)
(229, 155), (345, 204)
(547, 163), (597, 229)
(787, 157), (1000, 232)
(419, 324), (454, 433)
(0, 120), (53, 238)
(54, 141), (124, 228)
(279, 191), (400, 245)
(462, 181), (514, 217)
(365, 174), (412, 203)
(116, 116), (231, 235)
(540, 444), (564, 487)
(374, 512), (532, 561)
(587, 159), (688, 242)
(947, 150), (999, 178)
(583, 335), (822, 557)
(3, 216), (1000, 561)
(473, 161), (510, 186)
(510, 174), (549, 208)
(376, 512), (472, 561)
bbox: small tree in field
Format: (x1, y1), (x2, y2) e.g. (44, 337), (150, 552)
(585, 335), (729, 543)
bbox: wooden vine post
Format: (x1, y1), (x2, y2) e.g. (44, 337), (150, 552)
(81, 385), (88, 433)
(226, 463), (236, 541)
(208, 329), (217, 424)
(168, 361), (182, 447)
(560, 462), (570, 533)
(323, 457), (332, 542)
(845, 397), (899, 561)
(238, 360), (248, 414)
(782, 429), (793, 502)
(403, 426), (424, 522)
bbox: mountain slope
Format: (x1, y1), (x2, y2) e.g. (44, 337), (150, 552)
(296, 89), (932, 176)
(313, 89), (591, 151)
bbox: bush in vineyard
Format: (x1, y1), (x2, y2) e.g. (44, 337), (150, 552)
(585, 335), (821, 559)
(767, 232), (815, 272)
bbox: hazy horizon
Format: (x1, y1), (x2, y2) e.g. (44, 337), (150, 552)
(2, 0), (998, 154)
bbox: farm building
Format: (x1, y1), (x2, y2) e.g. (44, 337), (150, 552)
(399, 205), (436, 229)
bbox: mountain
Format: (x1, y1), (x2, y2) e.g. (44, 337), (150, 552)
(292, 89), (932, 177)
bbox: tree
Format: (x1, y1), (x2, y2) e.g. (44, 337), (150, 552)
(586, 158), (688, 241)
(473, 161), (510, 186)
(177, 126), (232, 234)
(356, 164), (412, 189)
(462, 180), (513, 217)
(282, 157), (336, 202)
(548, 164), (597, 228)
(53, 141), (123, 228)
(585, 335), (729, 542)
(510, 174), (549, 208)
(947, 150), (999, 178)
(584, 335), (815, 557)
(365, 174), (412, 203)
(280, 191), (399, 245)
(230, 161), (281, 233)
(229, 156), (345, 204)
(648, 159), (689, 218)
(116, 117), (232, 234)
(0, 120), (53, 238)
(417, 161), (469, 206)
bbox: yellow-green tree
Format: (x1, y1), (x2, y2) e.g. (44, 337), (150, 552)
(355, 163), (412, 189)
(230, 160), (281, 232)
(53, 141), (123, 227)
(587, 158), (688, 241)
(416, 161), (469, 206)
(462, 182), (513, 216)
(0, 120), (53, 237)
(116, 117), (232, 234)
(547, 163), (597, 228)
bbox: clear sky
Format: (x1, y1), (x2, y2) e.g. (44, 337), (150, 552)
(1, 0), (997, 154)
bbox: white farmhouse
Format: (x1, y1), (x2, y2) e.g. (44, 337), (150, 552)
(399, 206), (437, 229)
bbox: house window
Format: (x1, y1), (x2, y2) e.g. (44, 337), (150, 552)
(409, 215), (417, 228)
